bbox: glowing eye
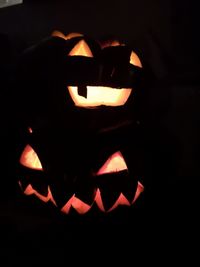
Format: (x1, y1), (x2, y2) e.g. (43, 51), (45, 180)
(68, 40), (93, 57)
(96, 151), (128, 176)
(19, 144), (43, 171)
(130, 51), (142, 68)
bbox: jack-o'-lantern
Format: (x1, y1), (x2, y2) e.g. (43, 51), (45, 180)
(52, 31), (142, 109)
(15, 32), (144, 215)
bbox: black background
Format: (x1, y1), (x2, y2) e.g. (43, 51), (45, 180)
(0, 0), (199, 265)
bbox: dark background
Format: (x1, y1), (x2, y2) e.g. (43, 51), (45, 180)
(0, 0), (199, 265)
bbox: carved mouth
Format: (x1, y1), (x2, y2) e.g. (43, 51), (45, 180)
(18, 148), (144, 214)
(19, 181), (144, 214)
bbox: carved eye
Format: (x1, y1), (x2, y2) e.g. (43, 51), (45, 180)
(68, 39), (93, 57)
(96, 151), (128, 175)
(130, 51), (142, 68)
(19, 144), (43, 171)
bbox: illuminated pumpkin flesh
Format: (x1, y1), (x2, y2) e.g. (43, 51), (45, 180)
(16, 32), (144, 215)
(66, 38), (142, 107)
(19, 145), (144, 214)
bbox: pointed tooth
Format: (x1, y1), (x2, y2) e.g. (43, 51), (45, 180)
(29, 178), (48, 197)
(50, 184), (74, 208)
(18, 169), (49, 197)
(96, 169), (139, 204)
(71, 196), (92, 214)
(47, 186), (57, 206)
(121, 174), (138, 203)
(98, 188), (120, 212)
(49, 174), (75, 208)
(95, 170), (138, 211)
(23, 184), (54, 203)
(94, 188), (105, 212)
(96, 173), (121, 211)
(23, 184), (35, 196)
(132, 181), (144, 204)
(108, 193), (131, 212)
(75, 178), (96, 205)
(61, 195), (75, 214)
(18, 179), (29, 192)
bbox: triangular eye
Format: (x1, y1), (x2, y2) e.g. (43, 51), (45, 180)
(68, 40), (93, 57)
(19, 144), (43, 171)
(96, 151), (128, 176)
(129, 51), (142, 68)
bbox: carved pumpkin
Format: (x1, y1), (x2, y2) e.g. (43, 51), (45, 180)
(15, 32), (144, 215)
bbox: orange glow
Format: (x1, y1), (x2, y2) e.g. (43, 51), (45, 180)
(97, 151), (128, 175)
(100, 39), (122, 48)
(61, 194), (75, 214)
(51, 30), (66, 39)
(20, 145), (43, 171)
(68, 86), (132, 107)
(94, 188), (105, 211)
(66, 37), (141, 107)
(68, 39), (93, 57)
(28, 127), (33, 133)
(19, 181), (144, 214)
(71, 196), (92, 214)
(22, 184), (56, 206)
(132, 181), (144, 204)
(130, 51), (142, 68)
(109, 193), (131, 212)
(61, 195), (92, 214)
(94, 189), (131, 212)
(51, 30), (83, 40)
(65, 32), (83, 40)
(95, 187), (144, 212)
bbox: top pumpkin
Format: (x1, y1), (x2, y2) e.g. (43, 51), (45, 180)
(52, 31), (143, 108)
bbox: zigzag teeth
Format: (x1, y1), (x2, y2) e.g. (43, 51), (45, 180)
(21, 181), (144, 214)
(23, 183), (57, 206)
